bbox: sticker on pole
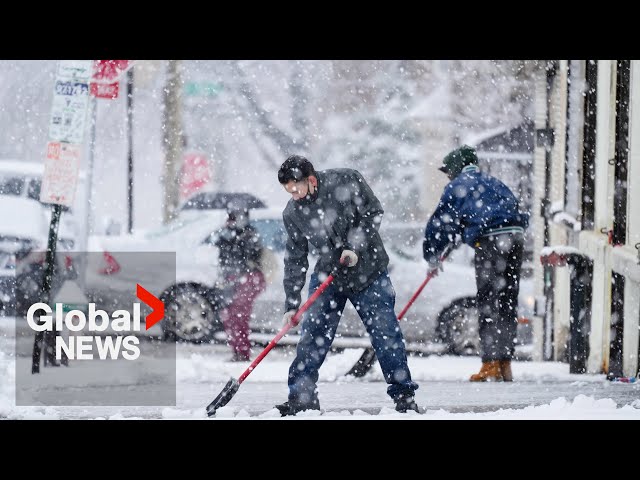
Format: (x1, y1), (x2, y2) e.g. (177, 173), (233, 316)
(40, 142), (82, 207)
(56, 60), (94, 81)
(90, 82), (119, 99)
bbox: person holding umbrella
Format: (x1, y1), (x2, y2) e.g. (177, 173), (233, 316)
(215, 205), (266, 362)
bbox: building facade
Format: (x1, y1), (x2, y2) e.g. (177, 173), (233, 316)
(535, 60), (639, 378)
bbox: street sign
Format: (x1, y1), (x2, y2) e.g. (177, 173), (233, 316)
(92, 60), (134, 85)
(32, 61), (94, 373)
(40, 142), (82, 207)
(48, 80), (90, 144)
(184, 81), (223, 97)
(57, 60), (93, 81)
(90, 82), (119, 99)
(180, 152), (211, 199)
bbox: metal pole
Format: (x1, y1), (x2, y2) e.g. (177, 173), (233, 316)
(32, 204), (62, 374)
(87, 96), (97, 240)
(78, 95), (97, 289)
(542, 61), (557, 361)
(127, 68), (134, 234)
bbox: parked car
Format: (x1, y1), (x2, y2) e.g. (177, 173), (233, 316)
(0, 160), (78, 249)
(86, 207), (534, 357)
(85, 207), (278, 342)
(0, 189), (78, 316)
(0, 249), (15, 313)
(0, 195), (53, 316)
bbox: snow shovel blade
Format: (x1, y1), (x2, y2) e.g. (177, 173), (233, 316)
(206, 378), (240, 417)
(345, 348), (377, 377)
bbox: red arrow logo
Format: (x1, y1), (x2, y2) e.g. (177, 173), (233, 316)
(136, 284), (164, 330)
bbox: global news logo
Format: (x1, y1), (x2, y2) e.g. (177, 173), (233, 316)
(26, 284), (164, 361)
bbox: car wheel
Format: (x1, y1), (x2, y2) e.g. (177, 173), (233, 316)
(162, 284), (221, 343)
(15, 266), (43, 316)
(436, 297), (480, 356)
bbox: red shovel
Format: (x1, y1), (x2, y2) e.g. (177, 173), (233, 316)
(206, 257), (350, 416)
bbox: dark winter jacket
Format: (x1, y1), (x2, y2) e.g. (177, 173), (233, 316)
(282, 168), (389, 312)
(423, 165), (529, 263)
(215, 224), (263, 278)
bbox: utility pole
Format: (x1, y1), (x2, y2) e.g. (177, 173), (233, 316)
(127, 67), (134, 233)
(162, 60), (183, 224)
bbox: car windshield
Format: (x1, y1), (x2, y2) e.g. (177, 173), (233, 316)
(205, 218), (287, 252)
(252, 219), (287, 252)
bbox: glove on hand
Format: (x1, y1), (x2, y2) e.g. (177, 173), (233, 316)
(340, 249), (358, 267)
(282, 310), (297, 327)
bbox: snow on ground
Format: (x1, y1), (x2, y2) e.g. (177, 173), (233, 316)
(1, 319), (639, 419)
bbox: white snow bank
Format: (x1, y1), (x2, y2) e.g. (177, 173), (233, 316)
(361, 354), (606, 383)
(553, 212), (582, 231)
(213, 394), (640, 420)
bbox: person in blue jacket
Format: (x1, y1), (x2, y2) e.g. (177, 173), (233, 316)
(423, 145), (529, 382)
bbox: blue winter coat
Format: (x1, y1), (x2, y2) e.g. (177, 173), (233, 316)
(423, 165), (529, 263)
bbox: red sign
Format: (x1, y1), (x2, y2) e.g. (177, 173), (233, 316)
(40, 142), (82, 207)
(91, 60), (134, 84)
(46, 142), (61, 159)
(90, 82), (119, 99)
(180, 152), (211, 199)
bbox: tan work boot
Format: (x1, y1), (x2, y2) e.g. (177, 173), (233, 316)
(469, 360), (503, 382)
(499, 360), (513, 382)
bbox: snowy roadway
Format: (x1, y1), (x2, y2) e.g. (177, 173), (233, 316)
(1, 322), (639, 419)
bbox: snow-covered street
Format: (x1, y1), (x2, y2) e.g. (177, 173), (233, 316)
(1, 324), (638, 419)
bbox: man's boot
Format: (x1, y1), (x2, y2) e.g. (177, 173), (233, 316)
(469, 360), (503, 382)
(275, 398), (320, 417)
(499, 360), (513, 382)
(394, 394), (424, 414)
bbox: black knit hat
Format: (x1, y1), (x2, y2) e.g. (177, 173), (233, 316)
(278, 155), (316, 184)
(439, 145), (478, 177)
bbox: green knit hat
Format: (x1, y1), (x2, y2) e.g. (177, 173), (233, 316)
(439, 145), (478, 177)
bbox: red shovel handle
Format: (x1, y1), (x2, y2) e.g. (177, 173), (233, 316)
(397, 243), (455, 320)
(237, 256), (350, 384)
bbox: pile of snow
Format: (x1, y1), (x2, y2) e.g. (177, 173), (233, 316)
(208, 395), (640, 420)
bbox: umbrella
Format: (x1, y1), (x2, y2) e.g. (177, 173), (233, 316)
(181, 192), (267, 211)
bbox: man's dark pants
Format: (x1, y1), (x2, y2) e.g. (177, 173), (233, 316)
(287, 270), (418, 406)
(474, 232), (524, 362)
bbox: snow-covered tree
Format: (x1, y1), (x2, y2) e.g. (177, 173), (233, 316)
(443, 60), (540, 142)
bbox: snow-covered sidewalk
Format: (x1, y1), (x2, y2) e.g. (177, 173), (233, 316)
(1, 335), (639, 419)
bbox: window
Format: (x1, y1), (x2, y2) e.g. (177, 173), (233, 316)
(252, 219), (287, 252)
(0, 176), (25, 196)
